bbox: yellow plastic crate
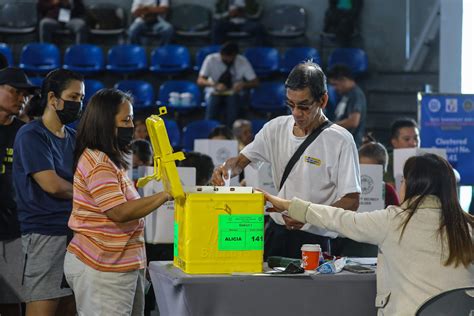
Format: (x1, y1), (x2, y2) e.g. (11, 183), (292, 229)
(139, 111), (264, 274)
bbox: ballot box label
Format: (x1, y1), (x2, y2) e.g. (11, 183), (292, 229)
(218, 215), (264, 251)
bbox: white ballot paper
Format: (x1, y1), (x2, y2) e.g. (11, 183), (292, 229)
(358, 164), (384, 212)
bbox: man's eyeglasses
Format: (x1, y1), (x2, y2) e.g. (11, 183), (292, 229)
(286, 99), (317, 112)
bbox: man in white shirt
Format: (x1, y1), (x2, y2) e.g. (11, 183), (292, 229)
(128, 0), (174, 45)
(197, 42), (259, 128)
(212, 61), (361, 258)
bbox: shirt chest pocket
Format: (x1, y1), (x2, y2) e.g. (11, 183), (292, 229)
(375, 291), (391, 308)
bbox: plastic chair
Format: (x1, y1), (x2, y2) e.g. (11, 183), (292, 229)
(84, 79), (105, 103)
(0, 2), (37, 35)
(158, 80), (202, 111)
(150, 45), (191, 74)
(325, 84), (340, 121)
(251, 119), (267, 135)
(415, 287), (474, 316)
(182, 119), (221, 151)
(87, 3), (126, 36)
(164, 119), (181, 149)
(115, 80), (154, 109)
(0, 43), (14, 66)
(106, 44), (147, 74)
(28, 77), (44, 87)
(262, 4), (306, 38)
(63, 44), (104, 75)
(168, 4), (211, 37)
(19, 43), (60, 74)
(280, 47), (321, 73)
(328, 48), (368, 76)
(244, 47), (279, 77)
(250, 82), (286, 114)
(194, 45), (221, 71)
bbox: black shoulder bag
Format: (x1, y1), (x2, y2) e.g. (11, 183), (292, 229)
(279, 120), (333, 190)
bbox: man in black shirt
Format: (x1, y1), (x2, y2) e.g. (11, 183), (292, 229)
(0, 68), (38, 316)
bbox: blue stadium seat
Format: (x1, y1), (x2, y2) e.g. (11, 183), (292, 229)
(84, 79), (105, 103)
(280, 47), (321, 73)
(19, 43), (60, 74)
(106, 44), (147, 74)
(328, 48), (368, 76)
(149, 45), (191, 74)
(164, 119), (181, 149)
(63, 44), (104, 75)
(250, 82), (286, 114)
(158, 80), (202, 112)
(28, 77), (44, 87)
(0, 43), (13, 66)
(244, 47), (279, 77)
(194, 45), (220, 71)
(251, 119), (267, 135)
(168, 4), (212, 38)
(182, 119), (220, 151)
(115, 80), (154, 109)
(325, 84), (340, 121)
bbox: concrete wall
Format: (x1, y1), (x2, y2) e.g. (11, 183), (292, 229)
(1, 0), (441, 72)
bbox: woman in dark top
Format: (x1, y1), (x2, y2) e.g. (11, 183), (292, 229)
(13, 69), (84, 316)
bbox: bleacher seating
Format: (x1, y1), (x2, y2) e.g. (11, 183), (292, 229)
(149, 45), (191, 74)
(328, 48), (368, 76)
(106, 44), (147, 74)
(0, 2), (37, 36)
(157, 80), (202, 112)
(63, 44), (104, 75)
(164, 119), (181, 149)
(84, 79), (105, 104)
(244, 47), (279, 77)
(280, 47), (321, 73)
(182, 119), (221, 151)
(262, 4), (307, 38)
(251, 119), (267, 135)
(115, 80), (154, 109)
(19, 43), (61, 74)
(87, 3), (126, 38)
(168, 4), (212, 38)
(250, 82), (287, 115)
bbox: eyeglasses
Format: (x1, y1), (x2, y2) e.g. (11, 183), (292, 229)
(286, 99), (317, 112)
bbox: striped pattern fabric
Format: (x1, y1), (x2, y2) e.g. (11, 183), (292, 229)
(68, 149), (145, 272)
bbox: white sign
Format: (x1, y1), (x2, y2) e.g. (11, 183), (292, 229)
(393, 147), (447, 191)
(244, 162), (277, 195)
(194, 139), (239, 185)
(142, 167), (196, 244)
(358, 165), (384, 212)
(58, 8), (71, 23)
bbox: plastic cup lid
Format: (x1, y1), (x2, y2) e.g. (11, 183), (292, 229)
(301, 244), (321, 252)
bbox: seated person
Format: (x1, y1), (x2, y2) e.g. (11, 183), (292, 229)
(128, 0), (174, 45)
(131, 139), (153, 181)
(197, 42), (259, 128)
(177, 152), (215, 186)
(385, 118), (419, 186)
(232, 119), (254, 151)
(263, 153), (474, 315)
(208, 125), (234, 140)
(212, 0), (265, 44)
(38, 0), (88, 44)
(133, 119), (149, 140)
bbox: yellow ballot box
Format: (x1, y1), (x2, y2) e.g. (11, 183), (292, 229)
(138, 109), (264, 274)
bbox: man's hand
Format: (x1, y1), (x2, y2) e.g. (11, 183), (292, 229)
(232, 82), (245, 93)
(215, 83), (228, 92)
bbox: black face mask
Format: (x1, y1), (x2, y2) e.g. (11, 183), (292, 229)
(117, 127), (134, 150)
(56, 99), (82, 125)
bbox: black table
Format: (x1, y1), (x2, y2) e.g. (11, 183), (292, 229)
(149, 261), (377, 316)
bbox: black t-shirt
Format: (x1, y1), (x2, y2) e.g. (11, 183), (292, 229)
(0, 117), (24, 240)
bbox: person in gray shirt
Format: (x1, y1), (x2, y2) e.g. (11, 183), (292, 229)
(327, 64), (366, 147)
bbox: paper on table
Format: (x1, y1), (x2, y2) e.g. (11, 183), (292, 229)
(347, 257), (377, 266)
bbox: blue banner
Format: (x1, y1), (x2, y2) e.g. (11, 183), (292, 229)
(419, 93), (474, 185)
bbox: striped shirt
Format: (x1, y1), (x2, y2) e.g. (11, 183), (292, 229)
(68, 149), (145, 272)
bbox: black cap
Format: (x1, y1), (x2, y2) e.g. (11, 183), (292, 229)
(0, 67), (39, 92)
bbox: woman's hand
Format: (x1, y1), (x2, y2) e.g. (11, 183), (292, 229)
(257, 189), (291, 212)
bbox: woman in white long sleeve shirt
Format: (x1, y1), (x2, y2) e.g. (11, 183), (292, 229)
(263, 153), (474, 316)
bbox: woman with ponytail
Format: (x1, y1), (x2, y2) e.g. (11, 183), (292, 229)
(263, 153), (474, 315)
(12, 69), (84, 316)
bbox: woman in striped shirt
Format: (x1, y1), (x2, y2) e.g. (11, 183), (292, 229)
(64, 88), (171, 315)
